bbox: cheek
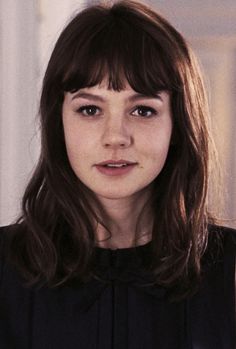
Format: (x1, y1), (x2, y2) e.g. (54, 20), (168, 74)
(140, 131), (172, 161)
(63, 122), (85, 151)
(143, 141), (171, 181)
(63, 124), (81, 164)
(63, 125), (99, 169)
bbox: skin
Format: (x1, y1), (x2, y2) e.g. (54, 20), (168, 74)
(62, 79), (173, 249)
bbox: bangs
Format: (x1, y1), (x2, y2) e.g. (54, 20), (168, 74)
(61, 9), (176, 95)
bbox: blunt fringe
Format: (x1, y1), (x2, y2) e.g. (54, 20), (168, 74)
(10, 0), (218, 300)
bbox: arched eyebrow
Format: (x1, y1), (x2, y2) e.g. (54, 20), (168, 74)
(71, 91), (164, 102)
(128, 93), (163, 102)
(71, 92), (104, 102)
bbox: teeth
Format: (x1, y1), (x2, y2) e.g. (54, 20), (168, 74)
(106, 163), (128, 168)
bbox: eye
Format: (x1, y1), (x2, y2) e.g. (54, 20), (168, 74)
(76, 105), (101, 116)
(131, 106), (158, 118)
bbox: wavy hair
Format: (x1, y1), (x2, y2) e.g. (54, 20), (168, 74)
(11, 0), (217, 299)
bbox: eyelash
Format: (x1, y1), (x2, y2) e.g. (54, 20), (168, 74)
(131, 105), (158, 118)
(76, 105), (158, 118)
(76, 105), (100, 116)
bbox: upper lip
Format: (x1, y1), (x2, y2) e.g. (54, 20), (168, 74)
(96, 160), (137, 166)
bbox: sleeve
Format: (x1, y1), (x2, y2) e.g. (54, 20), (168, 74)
(0, 224), (17, 290)
(0, 226), (6, 288)
(223, 227), (236, 342)
(190, 225), (236, 348)
(217, 225), (236, 346)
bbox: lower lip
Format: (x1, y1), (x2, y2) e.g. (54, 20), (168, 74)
(95, 164), (137, 176)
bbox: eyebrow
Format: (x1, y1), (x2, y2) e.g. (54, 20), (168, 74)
(128, 93), (163, 102)
(71, 91), (163, 102)
(72, 92), (104, 102)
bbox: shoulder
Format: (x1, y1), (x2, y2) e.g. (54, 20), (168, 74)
(0, 223), (26, 284)
(0, 223), (22, 257)
(208, 223), (236, 242)
(202, 224), (235, 307)
(190, 225), (236, 346)
(204, 224), (236, 274)
(0, 224), (15, 260)
(207, 224), (236, 259)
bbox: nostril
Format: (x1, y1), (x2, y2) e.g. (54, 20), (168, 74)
(104, 142), (126, 147)
(102, 132), (132, 148)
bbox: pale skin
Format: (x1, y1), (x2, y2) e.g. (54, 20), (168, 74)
(62, 79), (173, 249)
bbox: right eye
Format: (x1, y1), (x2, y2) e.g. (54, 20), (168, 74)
(76, 105), (101, 116)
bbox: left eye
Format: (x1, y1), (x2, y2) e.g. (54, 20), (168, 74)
(131, 106), (157, 118)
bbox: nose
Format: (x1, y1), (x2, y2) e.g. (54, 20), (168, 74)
(101, 116), (132, 148)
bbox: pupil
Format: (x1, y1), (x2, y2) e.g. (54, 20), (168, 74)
(88, 107), (96, 115)
(139, 107), (148, 116)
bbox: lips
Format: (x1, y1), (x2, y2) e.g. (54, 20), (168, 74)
(96, 160), (137, 167)
(95, 160), (138, 176)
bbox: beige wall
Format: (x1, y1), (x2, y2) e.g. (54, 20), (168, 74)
(1, 0), (236, 226)
(150, 1), (236, 226)
(0, 0), (86, 225)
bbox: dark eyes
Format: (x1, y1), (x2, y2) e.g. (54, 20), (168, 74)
(131, 106), (157, 118)
(77, 105), (100, 116)
(76, 105), (158, 118)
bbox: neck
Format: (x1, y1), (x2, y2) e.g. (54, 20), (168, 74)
(94, 188), (153, 249)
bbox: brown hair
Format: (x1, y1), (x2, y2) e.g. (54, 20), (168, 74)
(11, 0), (216, 299)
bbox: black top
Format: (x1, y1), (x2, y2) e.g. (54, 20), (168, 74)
(0, 225), (235, 349)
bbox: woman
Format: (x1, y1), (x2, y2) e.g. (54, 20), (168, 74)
(0, 1), (235, 348)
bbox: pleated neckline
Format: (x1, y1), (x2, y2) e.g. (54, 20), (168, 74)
(93, 240), (153, 269)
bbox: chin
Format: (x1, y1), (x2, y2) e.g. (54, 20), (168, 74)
(94, 186), (148, 201)
(96, 192), (134, 200)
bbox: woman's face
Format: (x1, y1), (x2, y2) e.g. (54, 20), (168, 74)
(62, 79), (172, 202)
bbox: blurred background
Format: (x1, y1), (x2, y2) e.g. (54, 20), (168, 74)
(0, 0), (236, 227)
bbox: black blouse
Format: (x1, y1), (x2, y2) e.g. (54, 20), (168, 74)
(0, 225), (235, 349)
